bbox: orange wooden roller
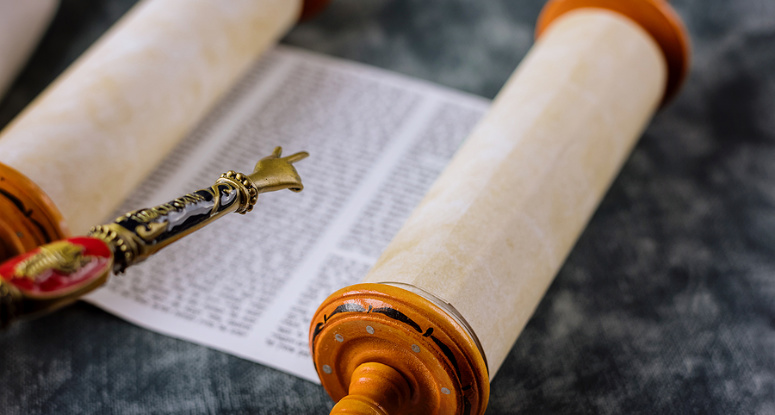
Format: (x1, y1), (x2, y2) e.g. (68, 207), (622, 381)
(311, 284), (489, 414)
(310, 1), (690, 413)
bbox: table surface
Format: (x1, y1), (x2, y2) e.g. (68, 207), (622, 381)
(1, 1), (773, 414)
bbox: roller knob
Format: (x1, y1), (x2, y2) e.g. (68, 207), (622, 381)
(331, 362), (411, 415)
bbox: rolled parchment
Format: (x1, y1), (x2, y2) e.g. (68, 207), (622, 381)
(310, 1), (689, 414)
(0, 0), (59, 99)
(0, 0), (303, 236)
(364, 8), (667, 378)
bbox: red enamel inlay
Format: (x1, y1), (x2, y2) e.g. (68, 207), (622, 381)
(0, 237), (112, 296)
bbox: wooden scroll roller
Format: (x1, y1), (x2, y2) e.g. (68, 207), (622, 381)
(309, 0), (690, 413)
(0, 0), (330, 263)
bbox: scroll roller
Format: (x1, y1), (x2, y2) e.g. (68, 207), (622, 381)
(309, 0), (690, 413)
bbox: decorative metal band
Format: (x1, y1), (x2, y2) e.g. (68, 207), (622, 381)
(87, 223), (138, 274)
(216, 170), (259, 214)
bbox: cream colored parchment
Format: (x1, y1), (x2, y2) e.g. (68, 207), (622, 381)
(364, 10), (668, 378)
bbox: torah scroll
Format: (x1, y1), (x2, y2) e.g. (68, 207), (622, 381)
(0, 0), (305, 236)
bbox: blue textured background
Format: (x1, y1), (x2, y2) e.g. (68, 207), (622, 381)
(1, 1), (773, 413)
